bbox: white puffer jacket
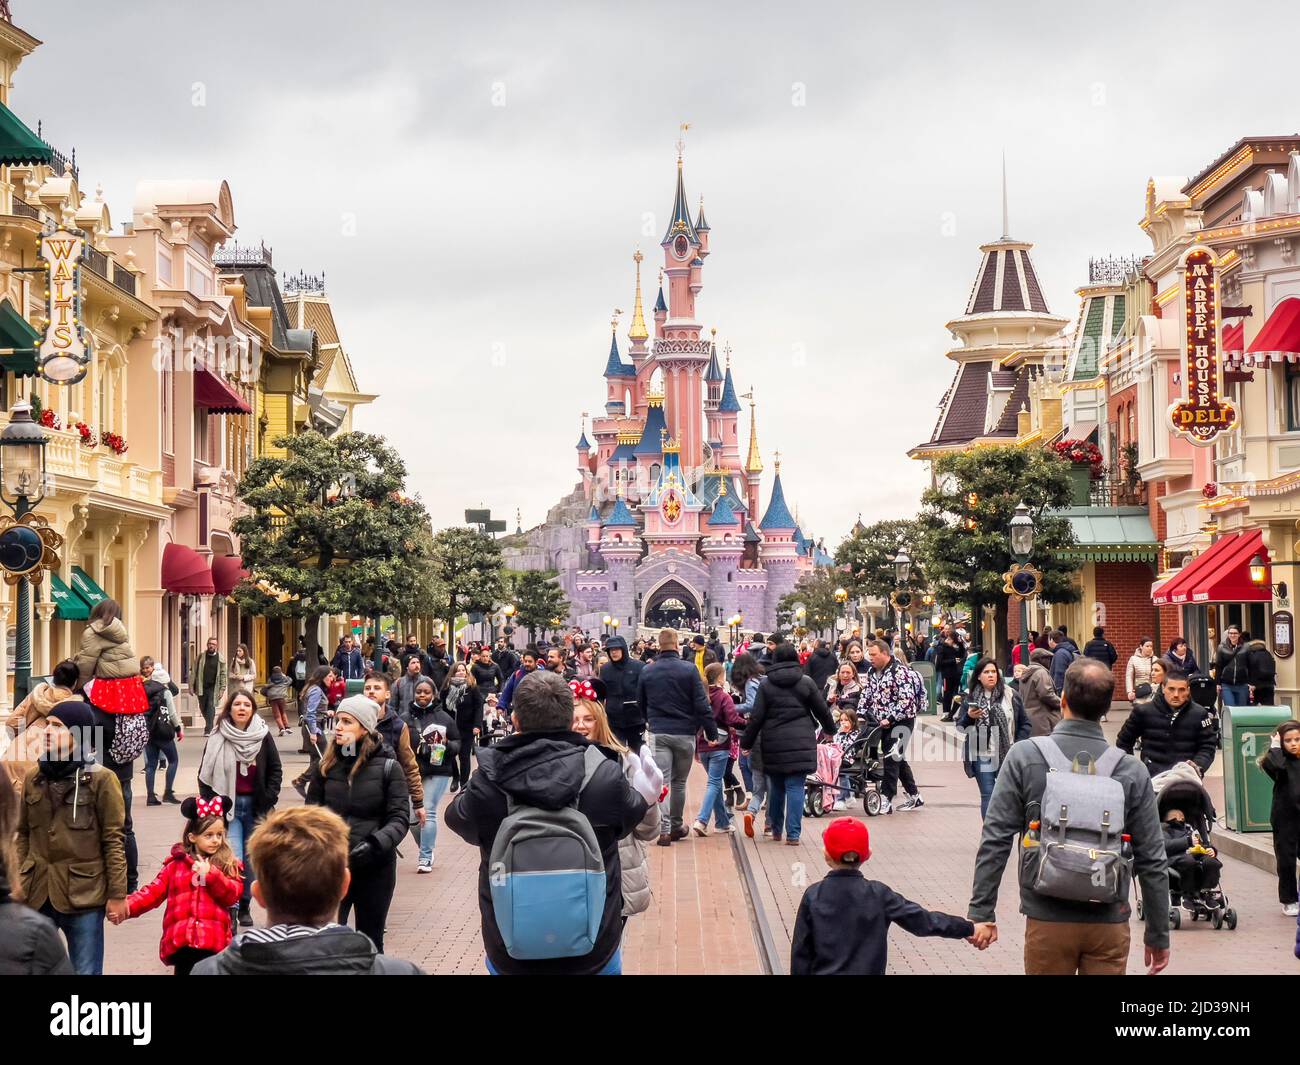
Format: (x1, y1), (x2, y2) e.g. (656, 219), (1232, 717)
(619, 750), (662, 916)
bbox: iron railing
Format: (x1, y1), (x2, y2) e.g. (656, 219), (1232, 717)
(82, 243), (109, 279)
(110, 263), (136, 297)
(1088, 476), (1147, 507)
(10, 198), (40, 220)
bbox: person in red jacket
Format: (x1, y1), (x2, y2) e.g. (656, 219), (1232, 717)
(111, 795), (244, 975)
(693, 663), (748, 836)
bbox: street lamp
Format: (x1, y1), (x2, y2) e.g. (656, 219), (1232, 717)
(1009, 501), (1035, 670)
(0, 404), (48, 701)
(602, 614), (612, 636)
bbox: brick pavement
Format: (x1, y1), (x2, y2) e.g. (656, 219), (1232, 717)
(102, 730), (761, 974)
(741, 738), (1294, 975)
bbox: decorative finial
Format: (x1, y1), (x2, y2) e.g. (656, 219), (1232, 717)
(611, 308), (622, 332)
(630, 252), (649, 341)
(634, 249), (643, 264)
(774, 450), (782, 474)
(676, 122), (690, 164)
(1001, 149), (1009, 240)
(723, 341), (732, 367)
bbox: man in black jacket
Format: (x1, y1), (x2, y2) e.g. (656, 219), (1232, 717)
(600, 634), (646, 751)
(444, 670), (653, 976)
(471, 645), (504, 694)
(1116, 670), (1218, 777)
(637, 628), (717, 845)
(1082, 625), (1118, 669)
(804, 639), (838, 692)
(194, 806), (423, 975)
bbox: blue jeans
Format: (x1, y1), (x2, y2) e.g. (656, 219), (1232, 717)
(765, 772), (806, 842)
(487, 948), (622, 975)
(1220, 683), (1249, 707)
(696, 750), (733, 829)
(738, 751), (755, 793)
(418, 775), (452, 863)
(974, 762), (999, 820)
(144, 740), (178, 796)
(40, 903), (104, 975)
(227, 794), (257, 907)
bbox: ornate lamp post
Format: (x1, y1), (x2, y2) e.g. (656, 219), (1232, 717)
(602, 614), (612, 636)
(834, 586), (848, 634)
(1009, 502), (1036, 669)
(892, 548), (911, 653)
(0, 404), (49, 701)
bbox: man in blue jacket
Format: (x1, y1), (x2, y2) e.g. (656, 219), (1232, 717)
(331, 634), (365, 681)
(1048, 629), (1079, 695)
(637, 628), (717, 846)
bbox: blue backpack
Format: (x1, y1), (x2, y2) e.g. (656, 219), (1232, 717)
(489, 746), (607, 960)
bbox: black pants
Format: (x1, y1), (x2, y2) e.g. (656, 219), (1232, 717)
(940, 672), (960, 716)
(1275, 821), (1299, 905)
(457, 732), (475, 785)
(612, 722), (645, 753)
(1254, 686), (1276, 706)
(200, 691), (216, 734)
(1170, 853), (1222, 896)
(339, 856), (397, 953)
(879, 724), (917, 801)
(170, 946), (216, 976)
(724, 755), (742, 791)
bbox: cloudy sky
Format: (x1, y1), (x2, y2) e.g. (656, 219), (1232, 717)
(13, 1), (1300, 544)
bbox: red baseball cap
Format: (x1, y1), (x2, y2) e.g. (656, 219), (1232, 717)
(822, 817), (870, 863)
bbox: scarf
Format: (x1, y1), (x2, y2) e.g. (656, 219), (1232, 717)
(976, 687), (1011, 763)
(198, 713), (270, 799)
(444, 679), (466, 716)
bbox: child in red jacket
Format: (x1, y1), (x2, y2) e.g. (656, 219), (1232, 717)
(112, 795), (244, 974)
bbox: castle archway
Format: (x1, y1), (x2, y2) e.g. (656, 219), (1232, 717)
(643, 578), (701, 631)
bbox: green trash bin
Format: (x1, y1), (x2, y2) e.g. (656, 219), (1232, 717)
(345, 678), (365, 698)
(1221, 705), (1292, 833)
(912, 661), (937, 716)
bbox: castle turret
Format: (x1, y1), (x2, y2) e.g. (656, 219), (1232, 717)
(717, 349), (742, 470)
(759, 454), (799, 626)
(599, 487), (641, 629)
(603, 315), (635, 416)
(653, 269), (667, 340)
(586, 501), (603, 549)
(702, 489), (743, 628)
(744, 390), (763, 517)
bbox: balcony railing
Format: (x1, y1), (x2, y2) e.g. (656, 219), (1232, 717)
(1088, 476), (1147, 507)
(82, 243), (109, 279)
(111, 263), (136, 297)
(10, 198), (40, 221)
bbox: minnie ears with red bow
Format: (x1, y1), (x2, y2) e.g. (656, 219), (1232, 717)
(181, 795), (233, 821)
(569, 677), (608, 704)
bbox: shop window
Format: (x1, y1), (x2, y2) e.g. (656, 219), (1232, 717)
(1287, 364), (1300, 431)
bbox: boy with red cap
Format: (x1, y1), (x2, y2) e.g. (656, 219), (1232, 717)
(790, 817), (983, 975)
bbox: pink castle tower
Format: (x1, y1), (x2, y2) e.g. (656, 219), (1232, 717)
(657, 140), (711, 475)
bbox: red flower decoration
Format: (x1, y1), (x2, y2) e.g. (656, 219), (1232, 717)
(1202, 482), (1218, 500)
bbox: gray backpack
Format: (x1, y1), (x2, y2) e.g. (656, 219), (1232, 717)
(489, 745), (607, 960)
(1026, 737), (1133, 905)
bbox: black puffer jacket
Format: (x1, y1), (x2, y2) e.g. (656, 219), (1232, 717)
(1246, 640), (1276, 687)
(305, 739), (410, 863)
(408, 702), (461, 777)
(740, 659), (835, 775)
(803, 647), (838, 691)
(1116, 690), (1218, 776)
(600, 636), (646, 731)
(444, 683), (485, 736)
(1214, 640), (1251, 686)
(1259, 747), (1300, 825)
(636, 649), (715, 739)
(444, 730), (647, 976)
(0, 876), (72, 975)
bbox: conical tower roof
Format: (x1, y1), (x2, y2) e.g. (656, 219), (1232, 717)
(661, 159), (699, 245)
(963, 239), (1052, 316)
(759, 463), (796, 531)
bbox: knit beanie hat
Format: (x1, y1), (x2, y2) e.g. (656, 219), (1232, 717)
(47, 699), (97, 732)
(337, 694), (380, 735)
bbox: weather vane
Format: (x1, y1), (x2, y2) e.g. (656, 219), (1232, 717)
(676, 122), (690, 161)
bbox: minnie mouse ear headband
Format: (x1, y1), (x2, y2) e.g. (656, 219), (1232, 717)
(181, 795), (233, 821)
(569, 677), (608, 704)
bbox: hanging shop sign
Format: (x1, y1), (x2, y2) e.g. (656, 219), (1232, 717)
(0, 512), (63, 584)
(38, 227), (93, 386)
(1168, 247), (1236, 445)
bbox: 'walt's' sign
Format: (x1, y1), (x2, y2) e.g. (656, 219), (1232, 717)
(1168, 247), (1236, 445)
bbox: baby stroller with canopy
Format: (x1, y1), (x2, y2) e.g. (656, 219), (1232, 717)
(803, 725), (886, 817)
(1137, 774), (1237, 931)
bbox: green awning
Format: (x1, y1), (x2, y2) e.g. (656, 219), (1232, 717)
(0, 298), (39, 377)
(0, 102), (52, 167)
(49, 571), (90, 620)
(1054, 505), (1159, 563)
(70, 565), (108, 611)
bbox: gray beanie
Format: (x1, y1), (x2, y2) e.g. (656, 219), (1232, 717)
(336, 694), (380, 735)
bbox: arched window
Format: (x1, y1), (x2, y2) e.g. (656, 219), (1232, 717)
(624, 387), (632, 416)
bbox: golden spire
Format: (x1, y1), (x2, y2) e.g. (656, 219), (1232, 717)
(629, 250), (649, 342)
(743, 389), (763, 474)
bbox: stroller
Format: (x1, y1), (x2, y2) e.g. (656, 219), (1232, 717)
(803, 726), (886, 817)
(1137, 775), (1237, 931)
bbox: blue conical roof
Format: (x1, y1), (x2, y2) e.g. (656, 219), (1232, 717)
(588, 503), (601, 523)
(662, 162), (700, 245)
(576, 431), (591, 451)
(707, 496), (738, 527)
(634, 404), (668, 456)
(604, 333), (635, 378)
(705, 343), (723, 382)
(605, 495), (639, 527)
(654, 285), (667, 313)
(718, 367), (741, 413)
(696, 202), (710, 232)
(793, 526), (808, 555)
(759, 472), (796, 531)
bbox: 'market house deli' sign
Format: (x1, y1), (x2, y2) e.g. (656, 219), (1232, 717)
(1167, 247), (1236, 445)
(38, 227), (92, 385)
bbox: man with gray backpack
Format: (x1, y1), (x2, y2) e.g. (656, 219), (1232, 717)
(965, 657), (1171, 974)
(445, 670), (660, 975)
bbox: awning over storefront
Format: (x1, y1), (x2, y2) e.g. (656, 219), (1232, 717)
(1151, 529), (1271, 606)
(0, 298), (40, 377)
(211, 554), (248, 596)
(70, 566), (109, 611)
(1243, 298), (1300, 364)
(0, 102), (53, 167)
(162, 543), (216, 595)
(1056, 506), (1159, 562)
(1223, 319), (1244, 356)
(48, 571), (90, 620)
(194, 365), (252, 415)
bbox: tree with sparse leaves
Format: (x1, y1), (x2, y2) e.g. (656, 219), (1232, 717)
(918, 445), (1080, 657)
(427, 527), (506, 646)
(232, 430), (439, 668)
(835, 518), (927, 603)
(506, 569), (570, 643)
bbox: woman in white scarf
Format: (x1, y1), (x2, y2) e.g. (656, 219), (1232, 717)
(197, 689), (282, 927)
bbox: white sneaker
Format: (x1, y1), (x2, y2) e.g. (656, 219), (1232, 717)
(1284, 903), (1299, 917)
(879, 797), (893, 815)
(832, 801), (846, 811)
(691, 820), (709, 837)
(715, 822), (736, 834)
(417, 861), (432, 874)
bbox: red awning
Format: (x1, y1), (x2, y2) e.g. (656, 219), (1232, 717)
(194, 365), (252, 415)
(1151, 530), (1271, 606)
(211, 554), (249, 596)
(1244, 298), (1300, 364)
(162, 543), (216, 595)
(1223, 319), (1244, 355)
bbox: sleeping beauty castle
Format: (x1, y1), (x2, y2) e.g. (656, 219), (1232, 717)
(504, 142), (832, 634)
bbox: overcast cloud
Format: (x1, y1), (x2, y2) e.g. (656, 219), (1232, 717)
(14, 0), (1300, 544)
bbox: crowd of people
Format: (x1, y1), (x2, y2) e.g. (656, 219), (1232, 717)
(1, 605), (1298, 977)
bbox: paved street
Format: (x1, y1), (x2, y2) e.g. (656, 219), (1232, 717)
(102, 712), (1296, 976)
